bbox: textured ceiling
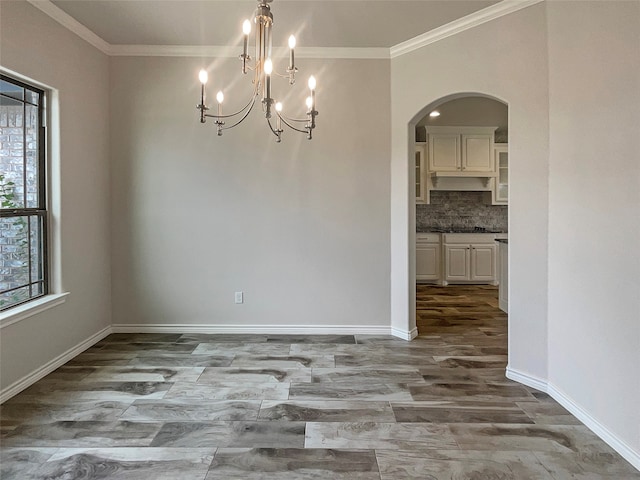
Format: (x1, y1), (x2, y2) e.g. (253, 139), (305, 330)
(50, 0), (499, 48)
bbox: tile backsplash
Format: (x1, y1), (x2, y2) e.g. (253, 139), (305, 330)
(417, 191), (508, 232)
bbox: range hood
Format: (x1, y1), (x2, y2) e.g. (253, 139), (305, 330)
(429, 171), (495, 191)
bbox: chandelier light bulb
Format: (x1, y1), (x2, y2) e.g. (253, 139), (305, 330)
(243, 19), (252, 35)
(264, 58), (273, 75)
(288, 35), (296, 49)
(308, 75), (316, 91)
(198, 69), (208, 85)
(306, 96), (313, 109)
(275, 102), (283, 112)
(216, 91), (224, 104)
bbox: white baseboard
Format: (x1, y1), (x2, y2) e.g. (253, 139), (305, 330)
(391, 326), (419, 341)
(506, 366), (640, 471)
(546, 381), (640, 471)
(111, 323), (393, 337)
(506, 365), (548, 392)
(0, 325), (112, 403)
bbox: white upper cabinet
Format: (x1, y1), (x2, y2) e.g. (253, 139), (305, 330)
(461, 134), (493, 172)
(415, 143), (427, 204)
(492, 144), (508, 205)
(428, 134), (460, 172)
(426, 127), (497, 174)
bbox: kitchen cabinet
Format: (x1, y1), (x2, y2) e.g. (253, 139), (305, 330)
(492, 144), (508, 205)
(416, 233), (440, 283)
(426, 127), (497, 174)
(444, 245), (469, 281)
(497, 240), (508, 312)
(415, 143), (426, 204)
(442, 234), (497, 285)
(471, 244), (496, 281)
(427, 133), (460, 172)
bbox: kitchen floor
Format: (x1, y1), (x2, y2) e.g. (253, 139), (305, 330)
(416, 283), (503, 337)
(1, 292), (638, 479)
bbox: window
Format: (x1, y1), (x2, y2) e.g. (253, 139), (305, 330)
(0, 74), (48, 311)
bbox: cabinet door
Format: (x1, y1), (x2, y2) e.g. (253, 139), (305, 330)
(428, 134), (460, 172)
(493, 145), (508, 204)
(416, 243), (440, 281)
(470, 245), (496, 281)
(415, 145), (426, 204)
(498, 243), (508, 312)
(445, 245), (469, 281)
(461, 134), (493, 172)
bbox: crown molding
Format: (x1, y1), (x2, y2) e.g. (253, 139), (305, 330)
(27, 0), (543, 60)
(26, 0), (111, 55)
(390, 0), (544, 58)
(109, 45), (390, 59)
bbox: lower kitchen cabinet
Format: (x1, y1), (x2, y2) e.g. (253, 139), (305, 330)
(471, 245), (496, 282)
(442, 234), (497, 285)
(444, 245), (469, 281)
(416, 233), (441, 283)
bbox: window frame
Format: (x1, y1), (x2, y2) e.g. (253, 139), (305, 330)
(0, 73), (49, 311)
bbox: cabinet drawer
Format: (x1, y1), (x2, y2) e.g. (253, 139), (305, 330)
(443, 233), (495, 244)
(416, 233), (441, 244)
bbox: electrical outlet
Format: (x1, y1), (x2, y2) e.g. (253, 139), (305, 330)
(234, 291), (243, 304)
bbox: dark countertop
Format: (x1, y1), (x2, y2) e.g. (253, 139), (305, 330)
(417, 230), (507, 234)
(495, 239), (509, 244)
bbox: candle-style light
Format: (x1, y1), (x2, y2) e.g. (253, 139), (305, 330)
(241, 20), (251, 74)
(198, 69), (209, 123)
(264, 58), (273, 117)
(199, 69), (208, 85)
(216, 91), (224, 116)
(275, 101), (283, 142)
(306, 75), (317, 137)
(215, 90), (225, 135)
(275, 102), (283, 131)
(288, 35), (296, 69)
(308, 75), (316, 110)
(287, 35), (297, 84)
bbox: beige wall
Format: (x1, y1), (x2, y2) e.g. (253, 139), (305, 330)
(109, 56), (392, 331)
(547, 0), (640, 459)
(0, 1), (111, 390)
(390, 3), (550, 376)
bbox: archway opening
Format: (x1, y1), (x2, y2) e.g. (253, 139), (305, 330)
(409, 93), (509, 343)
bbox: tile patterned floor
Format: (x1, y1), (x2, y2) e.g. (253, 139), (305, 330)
(1, 285), (638, 479)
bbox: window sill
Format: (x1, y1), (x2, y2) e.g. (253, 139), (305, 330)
(0, 293), (70, 329)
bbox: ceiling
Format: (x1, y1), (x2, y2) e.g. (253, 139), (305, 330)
(49, 0), (500, 49)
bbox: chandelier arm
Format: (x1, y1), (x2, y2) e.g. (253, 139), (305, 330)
(204, 91), (259, 120)
(278, 113), (310, 134)
(279, 113), (310, 123)
(220, 94), (259, 131)
(271, 71), (290, 80)
(266, 117), (282, 139)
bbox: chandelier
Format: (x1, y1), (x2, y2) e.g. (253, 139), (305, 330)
(196, 0), (318, 142)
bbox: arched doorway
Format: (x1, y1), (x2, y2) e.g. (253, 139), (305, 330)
(406, 92), (509, 339)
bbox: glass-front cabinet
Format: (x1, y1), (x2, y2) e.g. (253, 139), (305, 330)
(415, 143), (426, 204)
(493, 144), (508, 205)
